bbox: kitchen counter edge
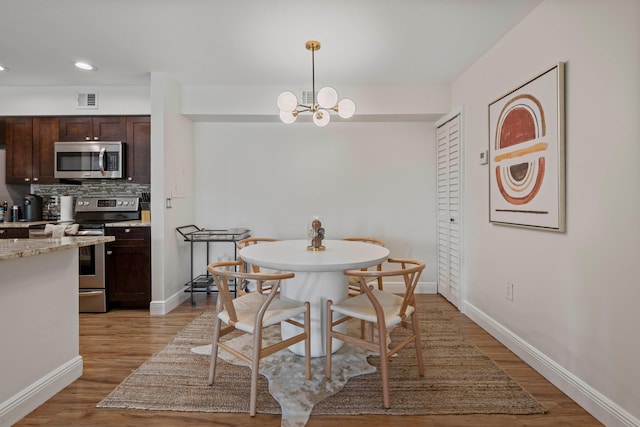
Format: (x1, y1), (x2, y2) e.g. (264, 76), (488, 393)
(105, 220), (151, 227)
(0, 236), (116, 262)
(1, 220), (151, 228)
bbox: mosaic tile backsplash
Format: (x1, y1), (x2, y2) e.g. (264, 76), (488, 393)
(32, 182), (150, 199)
(29, 182), (151, 220)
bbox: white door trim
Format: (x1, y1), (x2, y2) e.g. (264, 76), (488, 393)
(435, 107), (465, 311)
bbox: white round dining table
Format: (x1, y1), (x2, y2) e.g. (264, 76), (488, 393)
(239, 239), (390, 357)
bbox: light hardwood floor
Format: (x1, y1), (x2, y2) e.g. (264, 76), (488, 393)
(15, 294), (602, 426)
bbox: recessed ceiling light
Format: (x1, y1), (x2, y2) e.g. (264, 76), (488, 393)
(0, 65), (8, 71)
(74, 62), (96, 71)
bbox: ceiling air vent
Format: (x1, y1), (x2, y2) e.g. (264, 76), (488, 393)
(76, 92), (98, 109)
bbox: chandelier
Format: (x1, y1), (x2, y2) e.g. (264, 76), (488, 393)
(277, 40), (356, 127)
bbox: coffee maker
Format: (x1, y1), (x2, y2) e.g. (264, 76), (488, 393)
(23, 194), (43, 222)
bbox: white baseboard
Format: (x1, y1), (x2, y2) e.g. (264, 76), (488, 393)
(463, 301), (639, 427)
(149, 287), (192, 315)
(385, 281), (436, 294)
(0, 356), (83, 427)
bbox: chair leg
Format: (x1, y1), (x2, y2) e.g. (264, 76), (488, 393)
(249, 329), (263, 417)
(411, 310), (425, 376)
(376, 321), (391, 409)
(367, 320), (374, 342)
(208, 316), (222, 385)
(304, 302), (311, 379)
(249, 362), (260, 417)
(325, 300), (333, 378)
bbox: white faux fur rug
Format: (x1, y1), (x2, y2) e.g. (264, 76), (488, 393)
(191, 325), (375, 427)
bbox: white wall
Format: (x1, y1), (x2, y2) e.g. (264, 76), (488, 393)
(0, 249), (82, 426)
(452, 1), (640, 425)
(149, 73), (195, 313)
(191, 120), (438, 285)
(0, 86), (149, 115)
(182, 84), (450, 119)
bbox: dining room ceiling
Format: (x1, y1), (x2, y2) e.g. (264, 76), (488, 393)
(0, 0), (542, 88)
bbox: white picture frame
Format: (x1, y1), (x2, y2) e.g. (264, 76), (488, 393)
(488, 62), (566, 232)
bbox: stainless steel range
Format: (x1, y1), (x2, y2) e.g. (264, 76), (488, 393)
(75, 196), (140, 312)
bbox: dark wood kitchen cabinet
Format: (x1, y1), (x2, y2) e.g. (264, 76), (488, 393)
(4, 114), (149, 184)
(4, 117), (32, 184)
(0, 228), (29, 239)
(5, 117), (59, 184)
(105, 226), (151, 309)
(125, 116), (151, 183)
(32, 117), (59, 183)
(58, 116), (127, 141)
(0, 118), (5, 142)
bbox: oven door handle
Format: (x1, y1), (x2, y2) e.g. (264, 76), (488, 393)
(79, 290), (104, 297)
(98, 147), (106, 176)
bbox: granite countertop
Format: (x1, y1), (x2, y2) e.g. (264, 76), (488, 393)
(0, 236), (115, 262)
(0, 221), (52, 228)
(1, 220), (151, 228)
(105, 220), (151, 227)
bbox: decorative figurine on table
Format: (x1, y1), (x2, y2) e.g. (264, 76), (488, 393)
(307, 216), (326, 251)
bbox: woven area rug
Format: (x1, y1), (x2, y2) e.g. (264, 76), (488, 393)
(97, 306), (547, 426)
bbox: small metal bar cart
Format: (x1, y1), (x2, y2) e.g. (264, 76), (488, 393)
(176, 225), (251, 306)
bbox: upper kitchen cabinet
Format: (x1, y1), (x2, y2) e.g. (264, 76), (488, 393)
(32, 117), (59, 183)
(58, 116), (127, 141)
(4, 115), (149, 185)
(0, 118), (6, 145)
(5, 117), (59, 184)
(4, 117), (32, 184)
(125, 116), (151, 183)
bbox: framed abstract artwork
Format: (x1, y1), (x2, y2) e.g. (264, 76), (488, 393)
(488, 62), (566, 231)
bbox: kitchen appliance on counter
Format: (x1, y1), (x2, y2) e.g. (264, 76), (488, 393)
(23, 194), (43, 222)
(54, 141), (124, 179)
(8, 205), (22, 222)
(75, 196), (140, 312)
(59, 195), (74, 222)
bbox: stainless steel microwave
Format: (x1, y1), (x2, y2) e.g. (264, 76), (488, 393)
(54, 141), (124, 179)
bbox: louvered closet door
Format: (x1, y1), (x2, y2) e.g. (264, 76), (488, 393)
(436, 115), (461, 308)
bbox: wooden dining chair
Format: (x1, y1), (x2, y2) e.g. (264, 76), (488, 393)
(208, 259), (311, 416)
(236, 237), (279, 294)
(342, 237), (386, 296)
(325, 258), (425, 408)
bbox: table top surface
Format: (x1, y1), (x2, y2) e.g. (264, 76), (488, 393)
(239, 239), (390, 272)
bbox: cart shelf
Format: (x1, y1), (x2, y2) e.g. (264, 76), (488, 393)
(176, 225), (250, 306)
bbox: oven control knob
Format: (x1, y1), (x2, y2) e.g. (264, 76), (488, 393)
(117, 201), (123, 206)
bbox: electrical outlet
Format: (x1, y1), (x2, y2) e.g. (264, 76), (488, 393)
(506, 282), (514, 301)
